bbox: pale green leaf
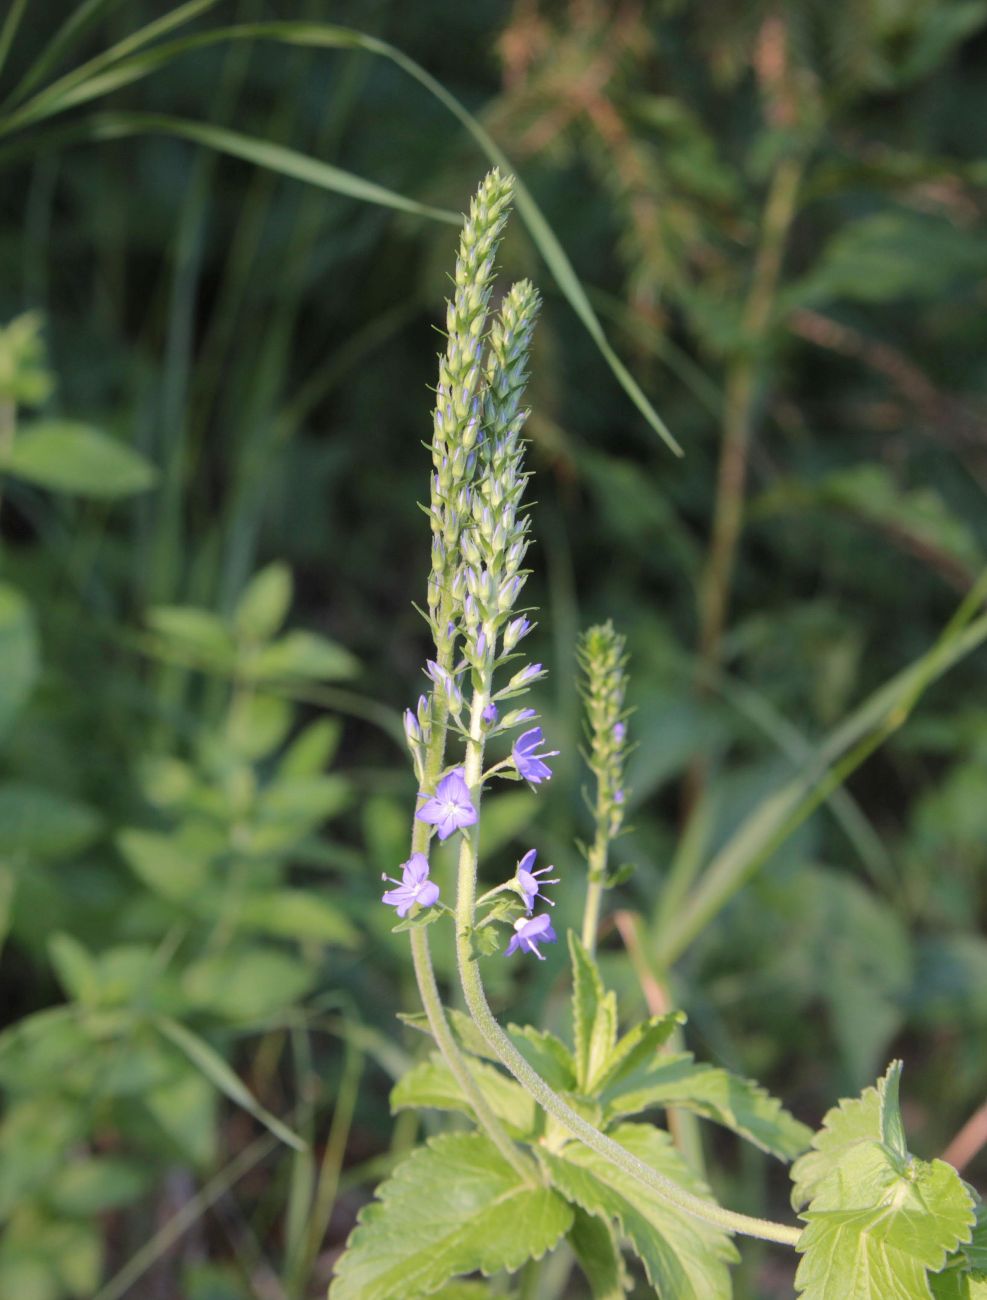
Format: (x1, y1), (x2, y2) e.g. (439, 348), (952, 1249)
(507, 1023), (576, 1091)
(793, 1064), (976, 1300)
(154, 1017), (305, 1151)
(181, 947), (312, 1020)
(146, 605), (236, 671)
(330, 1132), (573, 1300)
(116, 827), (209, 902)
(603, 1052), (812, 1161)
(540, 1122), (738, 1299)
(1, 419), (157, 496)
(245, 629), (358, 682)
(390, 1051), (536, 1138)
(569, 1205), (631, 1298)
(0, 584), (38, 741)
(234, 562), (293, 642)
(237, 889), (358, 947)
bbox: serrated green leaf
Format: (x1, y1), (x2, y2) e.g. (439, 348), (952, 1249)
(603, 1052), (812, 1161)
(1, 419), (157, 496)
(540, 1122), (737, 1299)
(792, 1062), (906, 1210)
(593, 1013), (685, 1095)
(329, 1132), (573, 1300)
(569, 931), (617, 1092)
(390, 1051), (536, 1138)
(569, 1206), (630, 1298)
(507, 1023), (576, 1091)
(793, 1063), (976, 1300)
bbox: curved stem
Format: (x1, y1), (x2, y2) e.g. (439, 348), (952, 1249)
(403, 612), (534, 1184)
(454, 680), (802, 1248)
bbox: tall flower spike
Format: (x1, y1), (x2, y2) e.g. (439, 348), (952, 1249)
(578, 621), (630, 837)
(427, 171), (515, 635)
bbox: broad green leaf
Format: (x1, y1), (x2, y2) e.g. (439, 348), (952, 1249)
(143, 1064), (216, 1167)
(116, 827), (209, 902)
(278, 718), (342, 777)
(1, 419), (156, 496)
(507, 1023), (576, 1091)
(146, 605), (236, 671)
(603, 1052), (812, 1161)
(245, 629), (358, 682)
(569, 932), (617, 1092)
(234, 562), (293, 642)
(569, 1206), (630, 1298)
(540, 1122), (738, 1299)
(390, 1051), (536, 1138)
(48, 932), (99, 1004)
(48, 1157), (149, 1215)
(181, 947), (312, 1020)
(792, 1064), (976, 1300)
(237, 889), (358, 947)
(0, 584), (38, 740)
(0, 783), (100, 859)
(330, 1132), (573, 1300)
(0, 1096), (87, 1216)
(154, 1017), (305, 1151)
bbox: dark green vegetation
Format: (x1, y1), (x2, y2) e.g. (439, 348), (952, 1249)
(1, 2), (986, 1297)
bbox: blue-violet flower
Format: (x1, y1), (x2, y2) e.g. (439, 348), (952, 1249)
(512, 726), (559, 785)
(515, 849), (559, 913)
(381, 853), (440, 918)
(505, 913), (557, 959)
(416, 768), (478, 840)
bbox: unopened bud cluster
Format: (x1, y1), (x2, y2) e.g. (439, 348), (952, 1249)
(578, 622), (630, 837)
(427, 171), (515, 631)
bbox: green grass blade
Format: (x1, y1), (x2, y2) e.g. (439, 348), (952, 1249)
(1, 0), (126, 108)
(92, 111), (460, 222)
(155, 1015), (307, 1151)
(0, 18), (680, 452)
(0, 0), (29, 84)
(655, 603), (987, 966)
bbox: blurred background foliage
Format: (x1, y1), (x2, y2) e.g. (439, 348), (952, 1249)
(1, 1), (986, 1296)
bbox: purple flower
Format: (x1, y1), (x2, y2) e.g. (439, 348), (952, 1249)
(482, 701), (499, 726)
(510, 662), (543, 689)
(613, 722), (627, 743)
(382, 853), (440, 918)
(512, 727), (559, 785)
(515, 849), (559, 914)
(614, 789), (625, 805)
(416, 768), (478, 840)
(503, 615), (532, 650)
(505, 913), (557, 960)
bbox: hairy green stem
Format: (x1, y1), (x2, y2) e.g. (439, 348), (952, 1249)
(580, 818), (608, 955)
(454, 680), (801, 1248)
(404, 610), (534, 1183)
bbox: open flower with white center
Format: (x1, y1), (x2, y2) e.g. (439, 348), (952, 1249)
(381, 854), (440, 918)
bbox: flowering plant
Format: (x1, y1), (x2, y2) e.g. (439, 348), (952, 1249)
(330, 174), (985, 1300)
